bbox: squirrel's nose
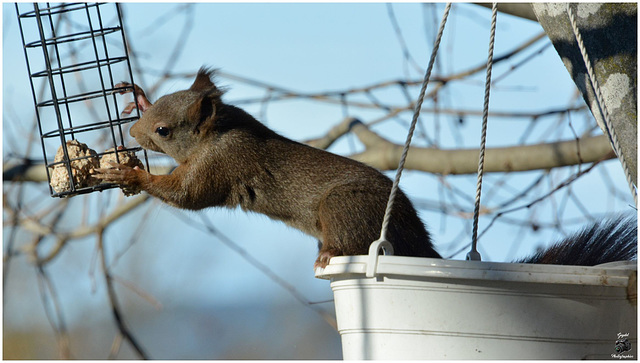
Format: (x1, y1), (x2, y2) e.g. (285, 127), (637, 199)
(129, 121), (139, 139)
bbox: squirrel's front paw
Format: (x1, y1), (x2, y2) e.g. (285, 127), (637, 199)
(94, 162), (147, 196)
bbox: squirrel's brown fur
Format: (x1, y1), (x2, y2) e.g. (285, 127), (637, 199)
(95, 68), (441, 268)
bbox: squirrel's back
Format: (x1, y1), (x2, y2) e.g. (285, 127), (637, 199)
(518, 215), (637, 265)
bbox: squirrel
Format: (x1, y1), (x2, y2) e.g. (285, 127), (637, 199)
(95, 67), (637, 268)
(95, 67), (440, 268)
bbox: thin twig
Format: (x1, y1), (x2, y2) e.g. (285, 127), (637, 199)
(447, 157), (610, 258)
(109, 333), (124, 360)
(36, 264), (72, 359)
(170, 209), (338, 330)
(111, 274), (163, 311)
(98, 229), (150, 359)
(387, 3), (424, 75)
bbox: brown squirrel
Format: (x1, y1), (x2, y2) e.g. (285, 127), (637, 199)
(95, 68), (636, 268)
(95, 67), (441, 268)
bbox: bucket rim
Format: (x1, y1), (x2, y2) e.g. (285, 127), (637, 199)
(315, 255), (637, 287)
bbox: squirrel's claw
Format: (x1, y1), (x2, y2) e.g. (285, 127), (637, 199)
(94, 162), (147, 197)
(93, 162), (143, 185)
(313, 250), (336, 269)
(113, 82), (133, 95)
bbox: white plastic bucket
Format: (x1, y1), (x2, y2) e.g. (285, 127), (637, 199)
(315, 247), (637, 360)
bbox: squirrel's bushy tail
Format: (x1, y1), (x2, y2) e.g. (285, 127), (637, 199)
(518, 215), (637, 266)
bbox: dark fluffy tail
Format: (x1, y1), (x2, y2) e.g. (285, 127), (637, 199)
(518, 215), (637, 266)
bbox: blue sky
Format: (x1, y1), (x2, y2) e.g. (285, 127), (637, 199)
(3, 2), (634, 358)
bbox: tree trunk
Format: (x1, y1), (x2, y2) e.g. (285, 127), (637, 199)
(532, 3), (637, 186)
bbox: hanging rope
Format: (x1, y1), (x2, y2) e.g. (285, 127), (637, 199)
(468, 3), (498, 261)
(377, 2), (452, 243)
(566, 3), (637, 206)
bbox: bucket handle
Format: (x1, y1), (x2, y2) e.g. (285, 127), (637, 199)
(366, 238), (395, 278)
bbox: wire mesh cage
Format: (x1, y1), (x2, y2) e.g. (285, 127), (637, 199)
(16, 2), (148, 198)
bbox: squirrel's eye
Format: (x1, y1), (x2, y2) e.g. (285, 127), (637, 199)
(155, 127), (170, 137)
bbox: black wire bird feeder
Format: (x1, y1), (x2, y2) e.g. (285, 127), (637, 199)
(16, 2), (148, 198)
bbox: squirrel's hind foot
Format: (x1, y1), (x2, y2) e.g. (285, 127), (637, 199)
(314, 250), (338, 269)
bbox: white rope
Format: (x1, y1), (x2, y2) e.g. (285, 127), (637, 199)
(378, 2), (452, 242)
(566, 3), (637, 206)
(468, 3), (498, 261)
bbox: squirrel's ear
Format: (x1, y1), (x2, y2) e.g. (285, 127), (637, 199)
(186, 94), (217, 134)
(190, 67), (219, 93)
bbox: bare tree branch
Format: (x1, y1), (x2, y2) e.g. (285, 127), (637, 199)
(304, 104), (587, 150)
(4, 194), (150, 264)
(348, 121), (614, 174)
